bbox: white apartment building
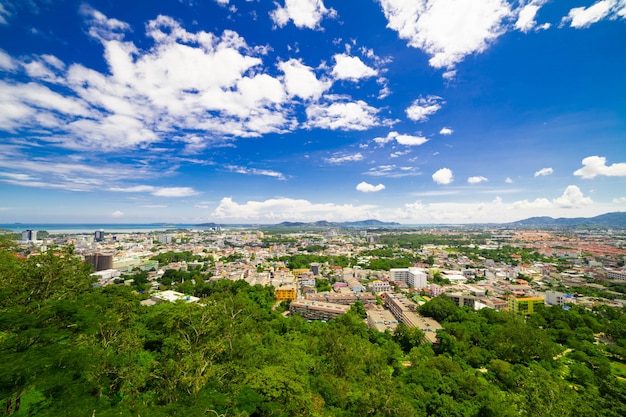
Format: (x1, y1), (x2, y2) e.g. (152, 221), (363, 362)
(390, 267), (427, 289)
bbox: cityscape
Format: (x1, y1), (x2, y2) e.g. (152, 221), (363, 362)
(2, 0), (626, 414)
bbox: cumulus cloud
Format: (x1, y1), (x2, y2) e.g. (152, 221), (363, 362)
(432, 167), (453, 184)
(439, 127), (454, 135)
(211, 197), (378, 222)
(573, 155), (626, 179)
(377, 0), (511, 69)
(512, 197), (552, 209)
(270, 0), (337, 29)
(515, 1), (547, 32)
(324, 153), (364, 164)
(613, 196), (626, 204)
(356, 181), (385, 192)
(534, 167), (553, 177)
(279, 58), (331, 100)
(561, 0), (626, 28)
(467, 176), (488, 184)
(406, 95), (444, 122)
(505, 177), (513, 183)
(553, 185), (593, 208)
(305, 100), (380, 131)
(112, 210), (124, 217)
(331, 53), (378, 81)
(373, 131), (428, 147)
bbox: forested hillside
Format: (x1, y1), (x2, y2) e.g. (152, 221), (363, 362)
(1, 241), (626, 416)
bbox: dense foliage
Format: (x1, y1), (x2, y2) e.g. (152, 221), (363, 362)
(1, 243), (626, 416)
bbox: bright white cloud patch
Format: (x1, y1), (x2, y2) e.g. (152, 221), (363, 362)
(395, 134), (428, 146)
(534, 167), (554, 177)
(279, 58), (331, 100)
(377, 0), (511, 69)
(373, 131), (428, 147)
(356, 181), (385, 192)
(432, 167), (453, 184)
(573, 155), (626, 179)
(112, 210), (124, 217)
(562, 0), (626, 28)
(439, 127), (453, 135)
(212, 197), (378, 222)
(505, 177), (513, 183)
(305, 100), (380, 131)
(553, 185), (593, 208)
(270, 0), (336, 29)
(406, 95), (444, 122)
(331, 54), (378, 81)
(467, 176), (488, 184)
(226, 165), (286, 180)
(515, 1), (546, 33)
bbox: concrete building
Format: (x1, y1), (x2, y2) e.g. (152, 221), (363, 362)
(389, 267), (427, 289)
(367, 308), (398, 332)
(275, 285), (297, 301)
(94, 230), (105, 242)
(310, 262), (321, 276)
(369, 280), (391, 294)
(84, 253), (114, 271)
(158, 234), (172, 244)
(384, 294), (442, 344)
(142, 290), (200, 305)
(21, 229), (37, 242)
(508, 296), (544, 315)
(305, 292), (376, 305)
(290, 300), (349, 321)
(545, 291), (576, 306)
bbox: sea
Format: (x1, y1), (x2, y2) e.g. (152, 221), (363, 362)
(0, 223), (198, 234)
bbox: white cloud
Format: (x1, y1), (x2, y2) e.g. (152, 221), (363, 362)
(390, 150), (410, 158)
(325, 153), (364, 164)
(0, 4), (11, 25)
(356, 181), (385, 192)
(212, 197), (378, 222)
(377, 0), (511, 69)
(432, 167), (453, 184)
(515, 1), (546, 33)
(505, 177), (513, 183)
(80, 4), (131, 41)
(108, 185), (200, 197)
(305, 100), (380, 131)
(151, 187), (200, 197)
(112, 210), (124, 218)
(270, 0), (337, 29)
(613, 197), (626, 203)
(395, 134), (428, 146)
(279, 58), (331, 100)
(512, 197), (552, 209)
(331, 54), (378, 81)
(553, 185), (593, 208)
(373, 131), (428, 147)
(573, 155), (626, 179)
(534, 167), (553, 177)
(561, 0), (625, 28)
(406, 95), (444, 122)
(467, 176), (488, 184)
(439, 127), (454, 135)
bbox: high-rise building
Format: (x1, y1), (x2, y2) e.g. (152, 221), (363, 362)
(21, 230), (37, 242)
(94, 230), (105, 242)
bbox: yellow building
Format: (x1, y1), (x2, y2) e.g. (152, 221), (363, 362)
(508, 296), (544, 315)
(275, 285), (297, 301)
(292, 268), (310, 278)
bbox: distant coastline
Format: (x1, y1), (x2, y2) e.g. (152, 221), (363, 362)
(0, 224), (197, 234)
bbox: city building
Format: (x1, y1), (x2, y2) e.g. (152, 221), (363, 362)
(141, 290), (200, 306)
(384, 294), (442, 344)
(310, 262), (320, 276)
(158, 234), (172, 244)
(94, 230), (105, 242)
(275, 285), (297, 301)
(508, 296), (544, 315)
(289, 300), (349, 321)
(389, 267), (427, 289)
(545, 291), (576, 306)
(84, 253), (114, 271)
(369, 280), (391, 294)
(21, 229), (37, 242)
(366, 309), (399, 332)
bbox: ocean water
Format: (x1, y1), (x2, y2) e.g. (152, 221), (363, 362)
(0, 223), (198, 234)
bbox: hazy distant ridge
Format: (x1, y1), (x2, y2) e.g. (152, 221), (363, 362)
(507, 212), (626, 228)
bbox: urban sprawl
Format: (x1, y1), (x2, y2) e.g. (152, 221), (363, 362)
(16, 226), (626, 342)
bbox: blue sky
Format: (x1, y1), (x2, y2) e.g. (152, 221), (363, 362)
(0, 0), (625, 224)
